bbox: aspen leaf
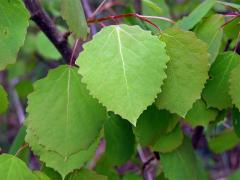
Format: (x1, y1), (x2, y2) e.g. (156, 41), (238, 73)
(76, 25), (169, 125)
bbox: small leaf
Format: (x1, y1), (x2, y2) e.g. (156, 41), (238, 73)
(185, 99), (218, 127)
(232, 107), (240, 137)
(0, 0), (29, 70)
(26, 65), (106, 157)
(0, 85), (8, 114)
(208, 129), (240, 153)
(194, 14), (224, 64)
(134, 105), (179, 146)
(153, 124), (184, 153)
(104, 114), (135, 165)
(65, 169), (107, 180)
(76, 25), (170, 125)
(36, 32), (61, 60)
(203, 52), (240, 109)
(0, 154), (36, 180)
(176, 0), (216, 30)
(160, 138), (207, 180)
(156, 28), (209, 117)
(230, 63), (240, 112)
(61, 0), (89, 39)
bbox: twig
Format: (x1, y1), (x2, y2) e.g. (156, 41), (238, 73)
(134, 0), (142, 14)
(139, 15), (176, 24)
(15, 143), (29, 157)
(137, 145), (154, 180)
(9, 80), (25, 125)
(91, 0), (108, 18)
(82, 0), (97, 35)
(88, 13), (162, 31)
(192, 126), (204, 149)
(23, 0), (73, 63)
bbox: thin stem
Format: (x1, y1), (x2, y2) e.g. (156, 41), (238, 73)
(139, 15), (176, 24)
(82, 0), (97, 35)
(70, 39), (80, 66)
(15, 144), (29, 157)
(91, 0), (108, 18)
(88, 13), (162, 31)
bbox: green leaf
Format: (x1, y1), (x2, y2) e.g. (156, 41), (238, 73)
(233, 107), (240, 137)
(61, 0), (89, 39)
(0, 85), (8, 114)
(185, 99), (218, 127)
(34, 171), (51, 180)
(76, 25), (170, 125)
(9, 126), (26, 155)
(0, 154), (36, 180)
(156, 28), (209, 117)
(41, 166), (62, 180)
(26, 127), (101, 178)
(217, 1), (240, 10)
(208, 129), (240, 153)
(153, 124), (184, 153)
(0, 0), (29, 70)
(194, 14), (224, 64)
(176, 0), (216, 30)
(36, 32), (61, 60)
(123, 173), (142, 180)
(230, 62), (240, 112)
(228, 170), (240, 180)
(134, 105), (179, 146)
(26, 65), (106, 157)
(160, 138), (207, 180)
(95, 154), (120, 180)
(203, 52), (240, 109)
(224, 17), (240, 40)
(142, 0), (171, 30)
(66, 169), (107, 180)
(104, 114), (135, 165)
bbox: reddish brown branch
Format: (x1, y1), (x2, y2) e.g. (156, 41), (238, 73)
(87, 13), (161, 31)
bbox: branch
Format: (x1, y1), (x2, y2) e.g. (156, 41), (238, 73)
(23, 0), (73, 63)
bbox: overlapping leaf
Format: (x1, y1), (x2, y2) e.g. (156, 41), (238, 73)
(0, 0), (29, 70)
(160, 138), (207, 180)
(65, 169), (107, 180)
(26, 127), (101, 178)
(26, 65), (106, 157)
(104, 114), (135, 165)
(208, 129), (240, 153)
(0, 154), (36, 180)
(203, 52), (240, 109)
(61, 0), (89, 39)
(185, 99), (218, 127)
(194, 14), (224, 64)
(76, 25), (170, 125)
(156, 28), (209, 117)
(152, 124), (184, 153)
(134, 105), (179, 146)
